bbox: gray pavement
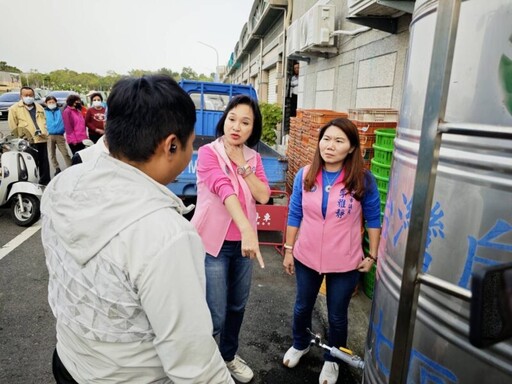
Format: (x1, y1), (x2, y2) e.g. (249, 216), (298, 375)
(0, 118), (373, 383)
(0, 222), (372, 384)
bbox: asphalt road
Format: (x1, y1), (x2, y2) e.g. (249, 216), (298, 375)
(0, 218), (368, 384)
(0, 119), (371, 384)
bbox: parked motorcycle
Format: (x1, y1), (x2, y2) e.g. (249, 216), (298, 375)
(0, 133), (44, 226)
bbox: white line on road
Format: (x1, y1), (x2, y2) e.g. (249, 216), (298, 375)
(0, 220), (42, 261)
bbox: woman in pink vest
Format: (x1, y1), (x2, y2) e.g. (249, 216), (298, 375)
(282, 118), (381, 384)
(191, 95), (270, 383)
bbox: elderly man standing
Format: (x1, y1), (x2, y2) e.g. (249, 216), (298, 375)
(8, 86), (51, 185)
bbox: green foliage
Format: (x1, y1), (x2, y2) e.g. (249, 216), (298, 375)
(259, 103), (282, 146)
(0, 61), (21, 73)
(0, 60), (213, 92)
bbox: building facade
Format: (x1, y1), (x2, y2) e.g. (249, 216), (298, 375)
(224, 0), (414, 131)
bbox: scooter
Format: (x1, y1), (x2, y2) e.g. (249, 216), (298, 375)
(0, 133), (44, 226)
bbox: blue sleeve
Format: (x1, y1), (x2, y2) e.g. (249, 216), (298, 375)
(362, 171), (381, 228)
(287, 168), (304, 227)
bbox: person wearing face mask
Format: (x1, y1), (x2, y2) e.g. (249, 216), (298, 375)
(44, 96), (72, 176)
(85, 92), (106, 143)
(62, 94), (88, 154)
(8, 86), (51, 185)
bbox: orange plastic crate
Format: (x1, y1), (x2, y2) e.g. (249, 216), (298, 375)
(349, 108), (399, 122)
(353, 120), (397, 134)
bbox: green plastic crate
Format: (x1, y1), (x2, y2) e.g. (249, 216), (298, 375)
(371, 158), (391, 178)
(378, 187), (387, 202)
(373, 144), (394, 164)
(375, 129), (396, 149)
(374, 173), (389, 191)
(363, 263), (377, 299)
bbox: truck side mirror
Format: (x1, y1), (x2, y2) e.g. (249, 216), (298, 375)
(470, 262), (512, 348)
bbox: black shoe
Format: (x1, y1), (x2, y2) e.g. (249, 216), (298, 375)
(55, 168), (61, 176)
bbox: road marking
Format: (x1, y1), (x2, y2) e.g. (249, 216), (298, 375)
(0, 220), (42, 261)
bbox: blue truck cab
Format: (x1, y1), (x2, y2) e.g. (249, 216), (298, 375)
(166, 80), (287, 200)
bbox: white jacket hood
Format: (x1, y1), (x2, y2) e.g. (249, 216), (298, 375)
(42, 153), (191, 265)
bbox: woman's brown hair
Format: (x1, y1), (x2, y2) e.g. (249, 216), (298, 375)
(303, 118), (367, 200)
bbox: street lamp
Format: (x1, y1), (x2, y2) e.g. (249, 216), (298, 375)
(198, 41), (219, 82)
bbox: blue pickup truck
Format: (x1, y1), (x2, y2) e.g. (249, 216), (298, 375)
(166, 80), (287, 202)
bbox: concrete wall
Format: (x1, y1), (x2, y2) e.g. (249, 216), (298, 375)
(295, 1), (411, 114)
(225, 0), (412, 116)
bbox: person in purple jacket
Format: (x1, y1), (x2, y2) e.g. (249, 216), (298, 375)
(282, 118), (381, 384)
(62, 94), (87, 154)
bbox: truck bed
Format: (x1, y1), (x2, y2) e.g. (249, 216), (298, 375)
(167, 135), (287, 197)
(166, 80), (288, 198)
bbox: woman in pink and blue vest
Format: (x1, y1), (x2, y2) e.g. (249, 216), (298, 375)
(191, 95), (270, 383)
(282, 118), (381, 384)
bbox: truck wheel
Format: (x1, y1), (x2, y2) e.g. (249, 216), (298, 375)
(11, 194), (41, 227)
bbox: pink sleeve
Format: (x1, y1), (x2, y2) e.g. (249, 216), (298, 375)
(254, 153), (271, 193)
(197, 146), (236, 203)
(62, 108), (74, 141)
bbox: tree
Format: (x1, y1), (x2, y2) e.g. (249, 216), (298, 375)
(0, 61), (21, 73)
(128, 69), (154, 77)
(156, 67), (180, 79)
(180, 66), (198, 80)
(259, 103), (282, 146)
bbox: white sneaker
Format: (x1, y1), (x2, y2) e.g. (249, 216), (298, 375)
(225, 355), (254, 383)
(283, 345), (310, 368)
(319, 361), (339, 384)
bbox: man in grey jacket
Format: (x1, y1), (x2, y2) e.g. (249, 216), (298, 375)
(42, 75), (234, 383)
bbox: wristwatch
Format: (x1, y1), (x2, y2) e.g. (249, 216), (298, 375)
(236, 164), (252, 177)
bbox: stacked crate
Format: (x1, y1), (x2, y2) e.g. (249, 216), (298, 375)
(286, 109), (348, 193)
(349, 108), (398, 171)
(348, 108), (399, 299)
(372, 129), (397, 216)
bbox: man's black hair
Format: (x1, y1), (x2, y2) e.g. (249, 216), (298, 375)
(215, 94), (262, 148)
(105, 75), (196, 162)
(20, 86), (35, 94)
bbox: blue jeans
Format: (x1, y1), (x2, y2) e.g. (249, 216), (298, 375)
(292, 258), (360, 362)
(205, 241), (253, 361)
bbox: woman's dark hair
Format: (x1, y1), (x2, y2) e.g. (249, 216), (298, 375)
(105, 75), (196, 162)
(45, 95), (57, 103)
(66, 94), (81, 106)
(89, 92), (103, 102)
(215, 94), (262, 148)
(304, 118), (366, 200)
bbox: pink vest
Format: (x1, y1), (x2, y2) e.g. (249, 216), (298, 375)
(191, 139), (258, 257)
(294, 167), (364, 273)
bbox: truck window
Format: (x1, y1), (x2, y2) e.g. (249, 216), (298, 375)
(189, 92), (227, 111)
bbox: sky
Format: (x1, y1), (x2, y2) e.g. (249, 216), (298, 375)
(0, 0), (254, 76)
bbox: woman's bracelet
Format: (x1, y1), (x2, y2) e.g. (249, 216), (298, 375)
(366, 254), (378, 262)
(283, 244), (293, 250)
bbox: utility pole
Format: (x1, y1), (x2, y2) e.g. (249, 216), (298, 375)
(198, 41), (219, 82)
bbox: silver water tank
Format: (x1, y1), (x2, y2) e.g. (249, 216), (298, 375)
(364, 1), (512, 383)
